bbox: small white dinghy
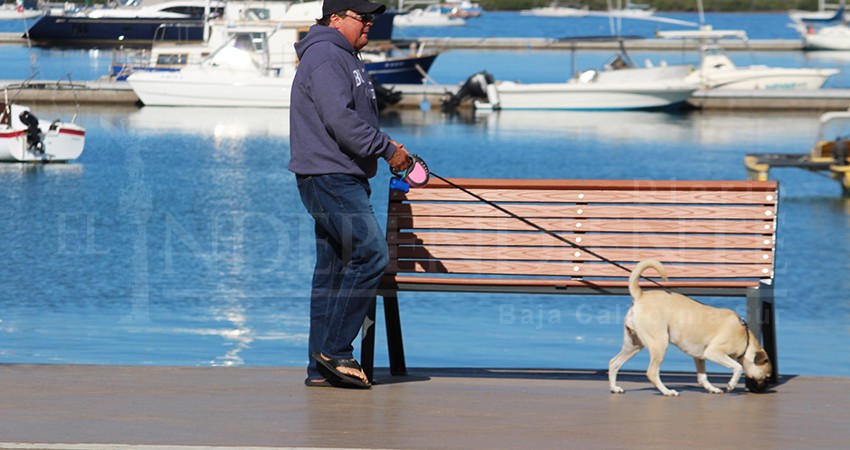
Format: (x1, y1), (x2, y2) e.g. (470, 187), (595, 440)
(0, 101), (85, 163)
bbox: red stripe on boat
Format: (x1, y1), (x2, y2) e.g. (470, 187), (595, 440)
(59, 129), (86, 137)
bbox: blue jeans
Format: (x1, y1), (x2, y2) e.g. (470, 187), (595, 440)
(296, 174), (388, 379)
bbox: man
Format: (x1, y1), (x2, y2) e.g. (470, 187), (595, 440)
(289, 0), (411, 389)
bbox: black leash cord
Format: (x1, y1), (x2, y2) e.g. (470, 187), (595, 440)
(429, 173), (668, 291)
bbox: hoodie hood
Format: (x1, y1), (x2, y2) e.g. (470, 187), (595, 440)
(295, 25), (354, 60)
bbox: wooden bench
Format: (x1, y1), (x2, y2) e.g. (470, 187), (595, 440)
(361, 178), (780, 383)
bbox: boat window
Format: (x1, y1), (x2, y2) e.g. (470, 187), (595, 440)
(604, 54), (632, 71)
(232, 33), (266, 53)
(244, 8), (270, 20)
(161, 6), (224, 17)
(0, 103), (8, 126)
(157, 54), (188, 66)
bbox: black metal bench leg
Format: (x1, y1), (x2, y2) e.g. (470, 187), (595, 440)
(383, 293), (408, 376)
(748, 283), (778, 383)
(360, 299), (377, 383)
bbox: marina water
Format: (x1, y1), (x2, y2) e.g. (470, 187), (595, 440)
(1, 12), (849, 377)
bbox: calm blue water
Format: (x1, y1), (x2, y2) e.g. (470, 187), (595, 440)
(0, 11), (849, 377)
(1, 105), (848, 377)
(5, 12), (850, 88)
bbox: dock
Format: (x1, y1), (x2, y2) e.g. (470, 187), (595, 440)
(0, 364), (848, 448)
(1, 78), (138, 105)
(1, 32), (806, 50)
(410, 37), (804, 51)
(5, 78), (850, 111)
(388, 84), (850, 111)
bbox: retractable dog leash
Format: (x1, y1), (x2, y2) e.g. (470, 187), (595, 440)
(389, 153), (430, 193)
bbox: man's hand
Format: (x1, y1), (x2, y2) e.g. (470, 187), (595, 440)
(387, 141), (412, 172)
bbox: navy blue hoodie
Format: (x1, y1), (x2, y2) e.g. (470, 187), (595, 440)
(288, 25), (395, 179)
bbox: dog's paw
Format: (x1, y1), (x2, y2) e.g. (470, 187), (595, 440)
(708, 387), (724, 394)
(662, 389), (680, 397)
(610, 386), (624, 394)
(726, 385), (737, 393)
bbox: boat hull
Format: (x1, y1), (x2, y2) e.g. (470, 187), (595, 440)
(804, 25), (850, 50)
(127, 69), (292, 107)
(520, 7), (589, 17)
(364, 53), (438, 84)
(693, 69), (838, 90)
(25, 15), (206, 46)
(491, 81), (697, 111)
(0, 9), (43, 20)
(0, 126), (85, 162)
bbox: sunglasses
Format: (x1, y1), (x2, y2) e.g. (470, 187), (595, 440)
(343, 12), (375, 23)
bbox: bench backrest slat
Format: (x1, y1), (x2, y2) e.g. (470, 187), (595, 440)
(395, 204), (775, 221)
(383, 178), (779, 291)
(389, 232), (773, 249)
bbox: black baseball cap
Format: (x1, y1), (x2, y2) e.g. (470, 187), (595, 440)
(322, 0), (386, 17)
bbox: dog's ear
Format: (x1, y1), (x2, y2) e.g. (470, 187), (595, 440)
(754, 350), (770, 366)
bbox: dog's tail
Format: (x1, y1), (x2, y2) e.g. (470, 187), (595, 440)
(629, 259), (668, 300)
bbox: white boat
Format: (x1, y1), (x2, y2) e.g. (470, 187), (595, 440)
(0, 100), (85, 163)
(789, 1), (847, 23)
(394, 4), (466, 26)
(803, 23), (850, 50)
(657, 29), (839, 90)
(127, 39), (294, 107)
(474, 59), (697, 111)
(0, 3), (44, 20)
(607, 0), (654, 18)
(440, 0), (483, 18)
(520, 2), (589, 17)
(126, 10), (312, 108)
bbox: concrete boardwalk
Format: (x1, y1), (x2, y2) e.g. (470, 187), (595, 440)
(1, 365), (848, 449)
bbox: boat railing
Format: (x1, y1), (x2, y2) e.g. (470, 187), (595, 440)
(152, 21), (206, 45)
(4, 73), (82, 124)
(57, 73), (81, 124)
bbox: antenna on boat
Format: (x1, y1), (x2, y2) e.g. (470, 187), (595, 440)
(20, 2), (39, 77)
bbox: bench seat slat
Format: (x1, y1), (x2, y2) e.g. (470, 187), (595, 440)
(389, 231), (775, 249)
(401, 178), (778, 192)
(389, 260), (773, 279)
(391, 203), (776, 221)
(391, 217), (775, 234)
(392, 246), (773, 264)
(393, 189), (778, 205)
(383, 275), (764, 290)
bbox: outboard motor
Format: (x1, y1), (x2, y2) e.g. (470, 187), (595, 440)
(834, 137), (848, 165)
(442, 70), (494, 111)
(18, 110), (44, 156)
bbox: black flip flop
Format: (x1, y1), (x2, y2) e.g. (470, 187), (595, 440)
(311, 352), (371, 389)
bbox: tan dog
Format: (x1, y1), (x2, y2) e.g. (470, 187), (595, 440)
(608, 259), (772, 396)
